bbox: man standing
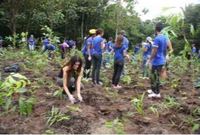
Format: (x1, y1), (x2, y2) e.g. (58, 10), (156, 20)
(147, 23), (170, 98)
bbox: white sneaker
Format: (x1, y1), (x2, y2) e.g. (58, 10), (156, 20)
(148, 93), (161, 98)
(147, 89), (153, 94)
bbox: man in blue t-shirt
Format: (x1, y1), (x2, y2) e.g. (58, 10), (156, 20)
(90, 28), (105, 85)
(82, 29), (96, 79)
(146, 22), (171, 98)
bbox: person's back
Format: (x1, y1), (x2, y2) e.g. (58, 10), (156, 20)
(152, 34), (167, 66)
(92, 35), (104, 55)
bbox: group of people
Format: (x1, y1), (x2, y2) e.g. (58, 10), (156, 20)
(28, 35), (76, 59)
(57, 22), (175, 104)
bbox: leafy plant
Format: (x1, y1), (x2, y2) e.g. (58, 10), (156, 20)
(19, 97), (36, 116)
(149, 105), (159, 117)
(53, 89), (64, 99)
(164, 96), (180, 109)
(105, 118), (125, 134)
(0, 73), (31, 111)
(184, 117), (200, 133)
(131, 92), (145, 115)
(47, 106), (70, 127)
(121, 75), (131, 85)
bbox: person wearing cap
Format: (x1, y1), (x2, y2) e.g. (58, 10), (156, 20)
(142, 37), (152, 79)
(82, 29), (96, 79)
(146, 22), (169, 98)
(91, 28), (105, 85)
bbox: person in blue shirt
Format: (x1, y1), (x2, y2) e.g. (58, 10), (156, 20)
(146, 22), (170, 98)
(42, 37), (50, 51)
(192, 44), (197, 57)
(82, 29), (96, 79)
(112, 35), (130, 89)
(119, 30), (129, 51)
(60, 39), (69, 59)
(142, 37), (152, 79)
(90, 28), (105, 85)
(42, 40), (56, 59)
(28, 35), (36, 51)
(103, 37), (114, 67)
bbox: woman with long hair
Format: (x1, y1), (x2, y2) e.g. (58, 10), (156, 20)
(57, 55), (83, 103)
(112, 35), (130, 89)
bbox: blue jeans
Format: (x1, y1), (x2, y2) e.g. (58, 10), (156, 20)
(92, 54), (102, 84)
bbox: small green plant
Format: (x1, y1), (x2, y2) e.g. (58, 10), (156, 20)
(47, 106), (70, 127)
(164, 96), (180, 109)
(149, 105), (159, 117)
(53, 89), (64, 99)
(184, 117), (200, 133)
(19, 97), (36, 116)
(105, 118), (125, 134)
(170, 78), (181, 90)
(192, 107), (200, 116)
(66, 105), (81, 112)
(131, 92), (145, 115)
(121, 75), (131, 85)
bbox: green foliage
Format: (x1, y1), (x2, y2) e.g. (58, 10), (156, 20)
(41, 25), (60, 45)
(131, 92), (145, 115)
(19, 97), (36, 116)
(149, 105), (159, 117)
(121, 75), (132, 85)
(53, 89), (63, 99)
(47, 106), (70, 127)
(0, 73), (35, 116)
(105, 118), (125, 134)
(164, 96), (180, 109)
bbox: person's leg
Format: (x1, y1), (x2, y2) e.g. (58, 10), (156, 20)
(84, 55), (92, 78)
(112, 62), (118, 85)
(92, 55), (97, 84)
(150, 65), (162, 94)
(96, 55), (102, 84)
(114, 62), (124, 86)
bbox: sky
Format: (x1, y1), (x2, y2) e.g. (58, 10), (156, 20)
(134, 0), (200, 20)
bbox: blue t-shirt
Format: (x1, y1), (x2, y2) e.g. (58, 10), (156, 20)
(152, 34), (168, 66)
(28, 37), (35, 45)
(134, 45), (140, 54)
(48, 44), (56, 51)
(106, 41), (114, 52)
(192, 47), (196, 54)
(43, 39), (49, 47)
(114, 46), (126, 62)
(92, 35), (104, 55)
(143, 43), (152, 59)
(82, 37), (94, 55)
(122, 36), (129, 50)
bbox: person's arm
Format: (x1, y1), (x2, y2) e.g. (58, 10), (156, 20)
(87, 43), (92, 61)
(149, 47), (158, 62)
(167, 39), (173, 54)
(123, 49), (130, 62)
(101, 40), (105, 49)
(63, 66), (76, 103)
(143, 45), (148, 52)
(76, 68), (83, 101)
